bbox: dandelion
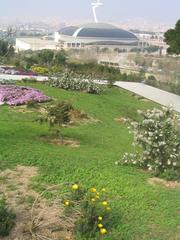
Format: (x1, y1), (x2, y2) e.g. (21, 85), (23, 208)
(102, 201), (108, 206)
(98, 216), (103, 221)
(100, 228), (107, 235)
(72, 184), (79, 190)
(101, 188), (106, 192)
(90, 188), (97, 193)
(64, 200), (70, 206)
(98, 223), (103, 228)
(91, 198), (96, 203)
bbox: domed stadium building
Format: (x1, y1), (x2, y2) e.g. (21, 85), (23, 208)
(55, 23), (139, 50)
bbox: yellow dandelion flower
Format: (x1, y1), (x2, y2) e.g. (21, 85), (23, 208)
(91, 198), (96, 202)
(90, 188), (97, 193)
(72, 184), (79, 190)
(100, 228), (107, 235)
(97, 223), (103, 228)
(98, 216), (103, 221)
(102, 201), (108, 206)
(64, 200), (70, 206)
(101, 188), (106, 192)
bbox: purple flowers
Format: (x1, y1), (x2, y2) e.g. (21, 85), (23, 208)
(0, 85), (50, 106)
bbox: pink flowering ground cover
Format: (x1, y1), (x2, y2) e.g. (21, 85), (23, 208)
(0, 85), (50, 106)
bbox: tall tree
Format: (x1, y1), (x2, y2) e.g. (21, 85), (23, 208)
(164, 19), (180, 54)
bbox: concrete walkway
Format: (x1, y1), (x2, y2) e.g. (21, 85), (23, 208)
(114, 82), (180, 112)
(0, 74), (48, 82)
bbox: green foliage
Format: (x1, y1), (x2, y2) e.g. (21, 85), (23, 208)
(0, 40), (14, 57)
(0, 197), (16, 237)
(164, 19), (180, 54)
(22, 78), (38, 83)
(37, 101), (73, 140)
(37, 49), (54, 66)
(48, 71), (105, 94)
(119, 107), (180, 179)
(0, 82), (179, 239)
(67, 62), (144, 82)
(31, 66), (49, 75)
(63, 185), (112, 239)
(47, 101), (73, 126)
(54, 50), (67, 65)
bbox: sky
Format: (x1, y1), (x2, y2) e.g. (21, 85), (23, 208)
(0, 0), (179, 25)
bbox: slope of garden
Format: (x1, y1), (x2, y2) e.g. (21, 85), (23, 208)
(0, 82), (179, 240)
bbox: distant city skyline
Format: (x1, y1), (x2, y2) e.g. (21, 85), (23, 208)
(0, 0), (179, 27)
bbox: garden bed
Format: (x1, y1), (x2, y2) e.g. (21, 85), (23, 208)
(0, 85), (49, 106)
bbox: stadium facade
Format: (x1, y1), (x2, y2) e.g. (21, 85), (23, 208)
(54, 23), (139, 50)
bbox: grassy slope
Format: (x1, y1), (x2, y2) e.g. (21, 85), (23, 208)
(0, 83), (179, 240)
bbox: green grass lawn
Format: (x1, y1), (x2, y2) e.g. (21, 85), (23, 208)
(0, 83), (179, 240)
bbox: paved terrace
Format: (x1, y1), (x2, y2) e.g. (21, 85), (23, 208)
(0, 74), (48, 82)
(114, 81), (180, 113)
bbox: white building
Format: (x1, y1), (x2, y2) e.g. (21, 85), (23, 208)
(15, 38), (59, 52)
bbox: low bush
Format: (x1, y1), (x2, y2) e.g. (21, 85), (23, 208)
(0, 79), (15, 85)
(37, 101), (74, 141)
(31, 66), (49, 75)
(116, 107), (180, 180)
(0, 197), (16, 236)
(63, 184), (112, 239)
(48, 71), (105, 94)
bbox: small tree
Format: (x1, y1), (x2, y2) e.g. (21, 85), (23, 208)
(117, 107), (180, 180)
(38, 101), (73, 142)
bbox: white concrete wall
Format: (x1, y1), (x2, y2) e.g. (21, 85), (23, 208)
(16, 39), (31, 52)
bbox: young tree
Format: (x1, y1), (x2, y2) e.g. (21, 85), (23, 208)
(37, 101), (73, 143)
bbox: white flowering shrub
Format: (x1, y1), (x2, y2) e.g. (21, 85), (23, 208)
(118, 107), (180, 179)
(48, 71), (105, 94)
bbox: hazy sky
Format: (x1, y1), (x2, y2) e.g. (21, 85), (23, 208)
(0, 0), (179, 25)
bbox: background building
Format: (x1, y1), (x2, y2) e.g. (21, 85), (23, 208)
(15, 37), (58, 52)
(55, 22), (139, 50)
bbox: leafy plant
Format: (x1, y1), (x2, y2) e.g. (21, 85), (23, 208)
(63, 184), (112, 239)
(37, 101), (73, 141)
(117, 107), (180, 180)
(0, 197), (16, 236)
(48, 71), (105, 94)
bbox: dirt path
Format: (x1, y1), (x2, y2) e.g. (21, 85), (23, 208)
(0, 166), (75, 240)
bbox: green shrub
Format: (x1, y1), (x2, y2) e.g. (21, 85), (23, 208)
(116, 107), (180, 180)
(48, 71), (105, 94)
(37, 101), (73, 141)
(22, 78), (37, 83)
(0, 197), (16, 236)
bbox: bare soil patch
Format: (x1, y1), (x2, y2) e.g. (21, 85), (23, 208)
(114, 117), (127, 124)
(40, 136), (80, 148)
(148, 177), (180, 189)
(0, 166), (75, 240)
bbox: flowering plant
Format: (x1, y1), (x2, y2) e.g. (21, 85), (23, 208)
(117, 107), (180, 179)
(48, 71), (105, 94)
(0, 85), (50, 106)
(63, 184), (112, 239)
